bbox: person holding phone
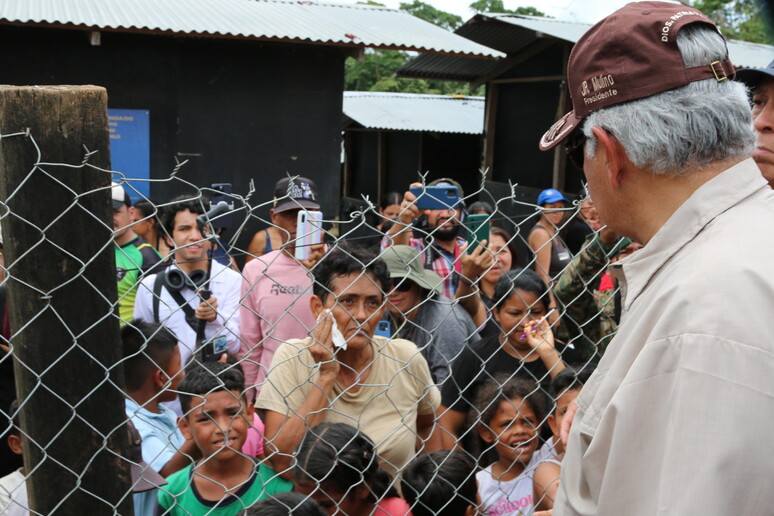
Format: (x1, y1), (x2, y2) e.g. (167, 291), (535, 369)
(383, 178), (467, 299)
(381, 245), (479, 386)
(239, 176), (324, 401)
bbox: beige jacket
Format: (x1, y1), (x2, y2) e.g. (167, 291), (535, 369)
(555, 159), (774, 515)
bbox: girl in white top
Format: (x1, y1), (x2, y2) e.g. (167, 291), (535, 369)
(474, 376), (548, 516)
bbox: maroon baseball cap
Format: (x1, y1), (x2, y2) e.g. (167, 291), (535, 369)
(539, 2), (735, 151)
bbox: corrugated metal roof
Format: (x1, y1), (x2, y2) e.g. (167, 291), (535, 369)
(0, 0), (505, 58)
(343, 92), (484, 134)
(399, 13), (774, 80)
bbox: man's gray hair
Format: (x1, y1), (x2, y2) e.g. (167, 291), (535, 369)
(583, 24), (754, 175)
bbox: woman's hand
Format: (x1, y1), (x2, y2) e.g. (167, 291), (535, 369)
(459, 240), (492, 284)
(310, 310), (339, 379)
(523, 315), (555, 353)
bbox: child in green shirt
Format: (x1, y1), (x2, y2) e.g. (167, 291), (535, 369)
(157, 362), (290, 515)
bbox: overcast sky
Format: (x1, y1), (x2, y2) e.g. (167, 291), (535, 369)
(335, 0), (648, 24)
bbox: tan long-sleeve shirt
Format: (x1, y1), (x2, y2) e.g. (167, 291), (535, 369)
(555, 159), (774, 515)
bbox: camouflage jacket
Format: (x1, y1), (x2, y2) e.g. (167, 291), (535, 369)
(553, 235), (619, 362)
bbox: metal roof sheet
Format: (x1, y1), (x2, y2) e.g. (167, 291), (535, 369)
(0, 0), (505, 58)
(343, 92), (484, 134)
(399, 13), (774, 80)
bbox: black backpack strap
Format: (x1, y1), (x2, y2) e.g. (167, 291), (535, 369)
(152, 272), (164, 324)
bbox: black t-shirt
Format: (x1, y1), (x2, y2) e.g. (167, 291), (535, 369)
(441, 334), (554, 415)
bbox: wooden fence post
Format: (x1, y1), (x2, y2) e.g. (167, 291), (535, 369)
(0, 85), (133, 514)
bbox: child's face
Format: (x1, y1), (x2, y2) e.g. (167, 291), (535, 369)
(549, 387), (581, 440)
(180, 389), (253, 461)
(494, 289), (547, 347)
(479, 397), (539, 467)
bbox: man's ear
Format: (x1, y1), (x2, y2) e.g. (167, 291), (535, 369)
(591, 126), (627, 189)
(477, 423), (495, 444)
(7, 434), (22, 455)
(163, 233), (174, 250)
(310, 295), (324, 319)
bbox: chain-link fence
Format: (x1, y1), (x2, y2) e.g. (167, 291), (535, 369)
(0, 118), (632, 515)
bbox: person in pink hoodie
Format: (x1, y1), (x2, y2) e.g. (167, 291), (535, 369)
(239, 176), (323, 401)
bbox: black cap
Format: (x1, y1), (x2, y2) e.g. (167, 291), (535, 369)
(272, 176), (320, 213)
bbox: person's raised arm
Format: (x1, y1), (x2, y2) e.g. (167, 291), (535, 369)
(455, 241), (493, 327)
(262, 312), (339, 479)
(384, 184), (421, 247)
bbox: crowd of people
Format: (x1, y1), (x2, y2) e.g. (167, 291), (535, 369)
(2, 1), (774, 515)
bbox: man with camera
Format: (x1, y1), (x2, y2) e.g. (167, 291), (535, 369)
(383, 178), (467, 299)
(133, 196), (242, 411)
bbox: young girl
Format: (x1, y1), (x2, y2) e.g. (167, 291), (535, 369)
(293, 422), (412, 516)
(438, 268), (568, 449)
(474, 376), (548, 516)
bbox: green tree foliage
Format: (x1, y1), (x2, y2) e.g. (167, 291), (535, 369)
(689, 0), (773, 44)
(344, 1), (547, 94)
(344, 49), (484, 95)
(400, 0), (463, 30)
(344, 1), (489, 95)
(469, 0), (546, 16)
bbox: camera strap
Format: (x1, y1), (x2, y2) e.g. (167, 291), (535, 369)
(152, 271), (198, 331)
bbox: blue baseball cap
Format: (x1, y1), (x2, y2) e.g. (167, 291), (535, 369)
(735, 59), (774, 88)
(537, 188), (569, 206)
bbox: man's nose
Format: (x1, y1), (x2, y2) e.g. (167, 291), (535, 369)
(754, 105), (773, 132)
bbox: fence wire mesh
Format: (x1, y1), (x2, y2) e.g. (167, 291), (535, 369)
(0, 128), (632, 515)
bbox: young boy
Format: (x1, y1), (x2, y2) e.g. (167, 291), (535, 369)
(122, 320), (195, 516)
(158, 362), (291, 515)
(533, 367), (592, 510)
(0, 400), (27, 515)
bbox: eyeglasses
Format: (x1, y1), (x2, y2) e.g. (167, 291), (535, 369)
(390, 279), (414, 292)
(565, 130), (587, 169)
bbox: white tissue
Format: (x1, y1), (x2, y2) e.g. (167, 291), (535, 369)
(330, 317), (347, 350)
(317, 309), (347, 350)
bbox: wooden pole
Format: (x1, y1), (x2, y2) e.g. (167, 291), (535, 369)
(0, 85), (133, 514)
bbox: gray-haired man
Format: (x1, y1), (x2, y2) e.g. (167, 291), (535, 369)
(538, 2), (774, 514)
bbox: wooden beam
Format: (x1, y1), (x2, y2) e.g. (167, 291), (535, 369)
(482, 82), (499, 181)
(0, 85), (133, 515)
(552, 45), (572, 191)
(377, 131), (386, 202)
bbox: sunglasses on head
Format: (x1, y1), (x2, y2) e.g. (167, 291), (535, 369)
(390, 279), (414, 292)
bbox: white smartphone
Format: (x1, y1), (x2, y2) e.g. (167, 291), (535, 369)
(294, 210), (323, 260)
